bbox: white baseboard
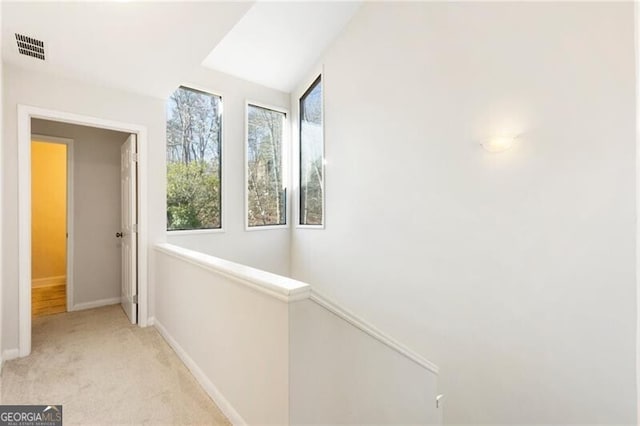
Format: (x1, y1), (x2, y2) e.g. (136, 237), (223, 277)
(153, 319), (246, 426)
(71, 297), (120, 312)
(2, 348), (20, 362)
(147, 316), (155, 326)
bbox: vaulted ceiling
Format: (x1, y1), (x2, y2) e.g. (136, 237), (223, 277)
(201, 1), (362, 92)
(2, 1), (362, 98)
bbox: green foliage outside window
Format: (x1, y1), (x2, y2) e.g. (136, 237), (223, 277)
(166, 86), (222, 230)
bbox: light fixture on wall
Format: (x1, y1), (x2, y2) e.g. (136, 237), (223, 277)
(481, 136), (516, 153)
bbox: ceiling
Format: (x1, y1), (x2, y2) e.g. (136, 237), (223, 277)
(2, 1), (253, 99)
(2, 1), (361, 98)
(201, 1), (362, 93)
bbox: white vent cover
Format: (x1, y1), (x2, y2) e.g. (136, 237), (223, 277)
(15, 33), (45, 61)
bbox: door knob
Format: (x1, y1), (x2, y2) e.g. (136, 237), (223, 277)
(116, 232), (123, 238)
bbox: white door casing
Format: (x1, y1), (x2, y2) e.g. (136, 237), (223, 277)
(17, 105), (149, 358)
(121, 134), (137, 324)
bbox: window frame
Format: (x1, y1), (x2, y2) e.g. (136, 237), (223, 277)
(297, 74), (325, 229)
(244, 100), (290, 231)
(166, 83), (226, 234)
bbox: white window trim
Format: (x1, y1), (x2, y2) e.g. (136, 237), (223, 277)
(244, 100), (290, 232)
(166, 83), (226, 234)
(167, 228), (226, 236)
(295, 71), (326, 229)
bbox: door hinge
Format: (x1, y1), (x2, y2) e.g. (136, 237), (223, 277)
(133, 294), (138, 304)
(132, 223), (138, 233)
(132, 152), (139, 163)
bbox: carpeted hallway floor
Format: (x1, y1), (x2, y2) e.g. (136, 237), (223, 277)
(0, 305), (230, 425)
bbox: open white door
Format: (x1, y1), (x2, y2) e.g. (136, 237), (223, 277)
(120, 134), (137, 324)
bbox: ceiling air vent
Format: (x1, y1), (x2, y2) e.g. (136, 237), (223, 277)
(15, 33), (45, 61)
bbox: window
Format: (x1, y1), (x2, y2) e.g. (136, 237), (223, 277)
(166, 86), (222, 231)
(246, 104), (287, 228)
(299, 76), (324, 226)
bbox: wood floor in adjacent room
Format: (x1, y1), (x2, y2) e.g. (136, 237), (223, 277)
(0, 305), (230, 425)
(32, 281), (67, 317)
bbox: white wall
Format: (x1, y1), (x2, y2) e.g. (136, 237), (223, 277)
(167, 69), (291, 276)
(289, 298), (440, 425)
(154, 245), (291, 425)
(0, 1), (4, 367)
(154, 243), (441, 426)
(2, 64), (166, 352)
(31, 119), (128, 307)
(290, 2), (636, 424)
(636, 3), (640, 421)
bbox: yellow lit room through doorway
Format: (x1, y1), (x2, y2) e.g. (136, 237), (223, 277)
(31, 140), (68, 317)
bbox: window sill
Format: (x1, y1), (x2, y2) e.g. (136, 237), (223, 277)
(167, 228), (225, 236)
(245, 224), (288, 232)
(296, 224), (325, 230)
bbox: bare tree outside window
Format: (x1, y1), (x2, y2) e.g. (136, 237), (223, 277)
(247, 104), (286, 227)
(299, 76), (323, 226)
(166, 86), (222, 230)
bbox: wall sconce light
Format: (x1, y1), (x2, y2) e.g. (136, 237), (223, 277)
(481, 136), (516, 153)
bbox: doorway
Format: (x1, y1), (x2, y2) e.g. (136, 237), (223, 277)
(30, 135), (73, 318)
(17, 105), (150, 357)
(30, 119), (133, 322)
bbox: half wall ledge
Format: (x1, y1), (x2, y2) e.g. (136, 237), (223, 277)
(154, 243), (311, 302)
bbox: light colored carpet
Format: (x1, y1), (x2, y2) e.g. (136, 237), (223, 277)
(1, 305), (230, 425)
